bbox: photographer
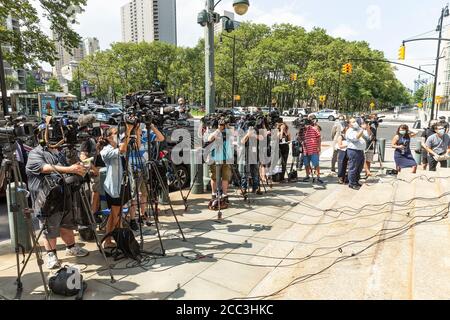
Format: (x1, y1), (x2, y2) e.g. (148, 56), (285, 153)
(424, 124), (450, 172)
(420, 120), (438, 170)
(177, 98), (193, 120)
(128, 123), (165, 230)
(302, 118), (323, 184)
(26, 117), (89, 270)
(241, 123), (264, 195)
(363, 114), (377, 178)
(99, 124), (134, 249)
(79, 126), (103, 218)
(345, 118), (370, 190)
(207, 119), (233, 208)
(277, 121), (291, 183)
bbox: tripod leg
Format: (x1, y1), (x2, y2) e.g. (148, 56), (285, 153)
(80, 186), (115, 283)
(231, 165), (249, 202)
(152, 162), (186, 241)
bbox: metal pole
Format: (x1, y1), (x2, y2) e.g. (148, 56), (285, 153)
(431, 9), (444, 121)
(231, 35), (236, 110)
(205, 0), (215, 114)
(335, 68), (342, 112)
(0, 45), (9, 115)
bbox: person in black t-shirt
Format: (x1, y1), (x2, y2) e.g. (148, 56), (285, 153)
(420, 120), (438, 170)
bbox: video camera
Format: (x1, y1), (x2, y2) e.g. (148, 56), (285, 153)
(201, 110), (237, 129)
(293, 114), (313, 129)
(123, 85), (180, 129)
(362, 115), (384, 128)
(0, 116), (35, 143)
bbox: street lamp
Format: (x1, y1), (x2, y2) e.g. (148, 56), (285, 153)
(198, 0), (250, 114)
(233, 0), (250, 15)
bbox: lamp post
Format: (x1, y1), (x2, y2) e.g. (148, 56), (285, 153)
(198, 0), (250, 114)
(431, 5), (449, 120)
(0, 45), (9, 115)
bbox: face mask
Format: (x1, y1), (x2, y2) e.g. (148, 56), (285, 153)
(352, 122), (359, 129)
(399, 131), (406, 135)
(438, 129), (446, 135)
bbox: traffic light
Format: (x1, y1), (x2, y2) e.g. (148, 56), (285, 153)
(398, 44), (406, 60)
(319, 95), (326, 102)
(342, 63), (353, 74)
(290, 73), (298, 81)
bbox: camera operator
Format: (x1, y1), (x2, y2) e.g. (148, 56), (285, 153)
(424, 124), (450, 172)
(241, 123), (264, 195)
(420, 120), (438, 170)
(26, 117), (89, 270)
(277, 121), (292, 183)
(363, 114), (377, 178)
(302, 117), (323, 184)
(345, 118), (371, 190)
(207, 119), (233, 207)
(128, 122), (165, 230)
(177, 98), (193, 120)
(79, 126), (103, 218)
(99, 124), (135, 249)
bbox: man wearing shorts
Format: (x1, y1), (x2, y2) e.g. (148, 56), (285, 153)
(302, 119), (323, 184)
(26, 124), (89, 269)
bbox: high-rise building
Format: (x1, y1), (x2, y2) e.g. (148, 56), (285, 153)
(435, 26), (450, 111)
(52, 33), (85, 84)
(83, 37), (100, 56)
(2, 15), (26, 90)
(121, 0), (177, 45)
(214, 10), (241, 35)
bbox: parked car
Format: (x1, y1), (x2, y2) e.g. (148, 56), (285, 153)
(282, 108), (308, 117)
(312, 109), (339, 121)
(91, 107), (123, 124)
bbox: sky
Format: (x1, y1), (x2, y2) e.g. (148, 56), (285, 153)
(40, 0), (450, 90)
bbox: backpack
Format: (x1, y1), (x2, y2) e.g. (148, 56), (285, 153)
(101, 228), (142, 262)
(49, 266), (87, 300)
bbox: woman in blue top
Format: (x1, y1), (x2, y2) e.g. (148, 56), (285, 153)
(392, 124), (417, 174)
(99, 123), (134, 249)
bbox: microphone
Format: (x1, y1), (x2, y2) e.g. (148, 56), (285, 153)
(77, 114), (97, 128)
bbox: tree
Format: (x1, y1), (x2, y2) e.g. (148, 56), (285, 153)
(5, 75), (19, 90)
(0, 0), (87, 68)
(26, 73), (39, 92)
(47, 77), (62, 92)
(414, 86), (426, 103)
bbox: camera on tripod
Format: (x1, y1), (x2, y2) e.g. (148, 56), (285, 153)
(293, 115), (313, 129)
(0, 116), (35, 142)
(201, 111), (237, 129)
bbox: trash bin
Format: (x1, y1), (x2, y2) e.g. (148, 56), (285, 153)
(378, 138), (386, 163)
(7, 182), (32, 252)
(190, 149), (204, 194)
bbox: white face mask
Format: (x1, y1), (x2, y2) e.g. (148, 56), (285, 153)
(352, 122), (359, 129)
(438, 129), (446, 135)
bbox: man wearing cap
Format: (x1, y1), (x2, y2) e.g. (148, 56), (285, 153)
(345, 118), (371, 190)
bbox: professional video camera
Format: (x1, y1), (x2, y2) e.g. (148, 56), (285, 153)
(362, 115), (384, 129)
(293, 114), (313, 129)
(201, 110), (237, 129)
(0, 116), (35, 143)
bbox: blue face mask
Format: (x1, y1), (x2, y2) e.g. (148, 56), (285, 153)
(438, 129), (446, 135)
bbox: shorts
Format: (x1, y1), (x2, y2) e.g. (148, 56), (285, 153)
(91, 174), (101, 193)
(303, 154), (320, 168)
(209, 164), (232, 182)
(131, 176), (149, 199)
(105, 186), (131, 209)
(365, 150), (374, 163)
(39, 211), (77, 239)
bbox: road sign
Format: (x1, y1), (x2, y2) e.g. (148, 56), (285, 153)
(82, 80), (89, 88)
(234, 95), (241, 101)
(418, 102), (423, 108)
(370, 102), (375, 109)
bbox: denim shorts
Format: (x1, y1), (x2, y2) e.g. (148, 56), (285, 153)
(304, 154), (320, 168)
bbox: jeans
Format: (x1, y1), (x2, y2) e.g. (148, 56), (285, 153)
(241, 164), (260, 191)
(337, 150), (349, 179)
(347, 149), (364, 187)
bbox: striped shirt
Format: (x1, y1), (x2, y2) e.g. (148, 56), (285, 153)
(303, 126), (321, 155)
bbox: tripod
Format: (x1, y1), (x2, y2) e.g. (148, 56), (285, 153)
(0, 140), (49, 299)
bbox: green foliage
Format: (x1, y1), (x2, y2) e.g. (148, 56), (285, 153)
(414, 86), (426, 103)
(47, 76), (62, 92)
(76, 22), (410, 112)
(0, 0), (87, 67)
(5, 75), (19, 90)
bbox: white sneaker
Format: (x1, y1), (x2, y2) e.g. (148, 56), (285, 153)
(65, 245), (89, 257)
(47, 252), (61, 269)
